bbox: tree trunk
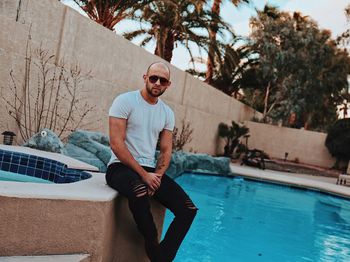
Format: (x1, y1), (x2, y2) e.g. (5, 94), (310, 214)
(230, 138), (239, 155)
(303, 112), (313, 130)
(154, 27), (169, 60)
(263, 81), (271, 120)
(205, 0), (222, 84)
(163, 31), (175, 62)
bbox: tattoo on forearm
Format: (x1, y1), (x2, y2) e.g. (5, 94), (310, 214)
(156, 154), (166, 172)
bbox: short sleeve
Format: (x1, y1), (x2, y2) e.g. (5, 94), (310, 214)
(109, 94), (130, 119)
(164, 108), (175, 132)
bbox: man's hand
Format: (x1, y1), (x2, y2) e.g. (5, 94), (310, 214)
(147, 173), (162, 196)
(142, 172), (162, 191)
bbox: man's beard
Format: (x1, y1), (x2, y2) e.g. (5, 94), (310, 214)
(146, 83), (165, 97)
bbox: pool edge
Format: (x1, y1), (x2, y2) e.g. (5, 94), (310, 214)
(230, 163), (350, 200)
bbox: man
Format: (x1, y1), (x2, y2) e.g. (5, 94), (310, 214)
(106, 62), (198, 262)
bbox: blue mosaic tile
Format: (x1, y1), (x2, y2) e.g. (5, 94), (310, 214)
(43, 162), (51, 170)
(3, 155), (11, 163)
(42, 172), (49, 180)
(0, 149), (92, 183)
(20, 157), (28, 166)
(9, 164), (19, 173)
(26, 167), (36, 176)
(2, 162), (9, 171)
(36, 159), (44, 169)
(18, 166), (27, 174)
(48, 172), (55, 182)
(35, 169), (43, 178)
(11, 155), (20, 164)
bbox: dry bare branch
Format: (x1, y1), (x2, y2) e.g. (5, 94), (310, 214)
(0, 36), (96, 142)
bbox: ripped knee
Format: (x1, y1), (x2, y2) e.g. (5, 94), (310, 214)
(132, 183), (148, 198)
(176, 199), (198, 222)
(185, 199), (198, 210)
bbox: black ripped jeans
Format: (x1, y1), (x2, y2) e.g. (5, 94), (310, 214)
(106, 162), (198, 262)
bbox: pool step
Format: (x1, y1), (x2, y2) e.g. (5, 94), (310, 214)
(0, 254), (90, 262)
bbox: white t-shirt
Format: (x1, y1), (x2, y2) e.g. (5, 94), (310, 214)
(108, 90), (175, 167)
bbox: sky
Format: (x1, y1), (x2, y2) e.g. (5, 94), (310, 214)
(62, 0), (349, 71)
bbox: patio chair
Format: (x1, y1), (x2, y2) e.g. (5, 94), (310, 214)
(241, 149), (266, 170)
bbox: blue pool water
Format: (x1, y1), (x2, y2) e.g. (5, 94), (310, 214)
(0, 170), (54, 183)
(163, 174), (350, 262)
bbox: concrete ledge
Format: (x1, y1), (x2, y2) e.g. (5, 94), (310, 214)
(0, 172), (115, 201)
(0, 254), (90, 262)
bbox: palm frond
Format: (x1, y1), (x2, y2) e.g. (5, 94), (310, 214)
(123, 29), (149, 41)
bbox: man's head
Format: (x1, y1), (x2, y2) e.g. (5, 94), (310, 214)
(143, 62), (171, 98)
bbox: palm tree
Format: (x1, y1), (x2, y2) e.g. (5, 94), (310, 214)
(211, 43), (255, 97)
(187, 42), (255, 97)
(205, 0), (250, 84)
(124, 0), (232, 63)
(72, 0), (150, 30)
(218, 121), (249, 157)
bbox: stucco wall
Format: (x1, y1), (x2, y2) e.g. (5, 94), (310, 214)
(0, 0), (258, 155)
(245, 121), (336, 168)
(0, 195), (165, 262)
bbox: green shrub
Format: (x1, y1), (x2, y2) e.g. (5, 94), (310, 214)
(218, 121), (249, 157)
(172, 120), (194, 152)
(325, 118), (350, 170)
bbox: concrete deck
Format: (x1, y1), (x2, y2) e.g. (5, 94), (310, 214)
(230, 163), (350, 199)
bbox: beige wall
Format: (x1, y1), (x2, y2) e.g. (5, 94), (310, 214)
(0, 0), (259, 154)
(245, 121), (336, 168)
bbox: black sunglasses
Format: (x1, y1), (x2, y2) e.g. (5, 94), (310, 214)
(148, 75), (170, 85)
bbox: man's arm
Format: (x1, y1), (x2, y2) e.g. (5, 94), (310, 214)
(109, 117), (161, 191)
(155, 129), (173, 176)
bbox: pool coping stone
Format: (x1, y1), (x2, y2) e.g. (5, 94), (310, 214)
(230, 163), (350, 199)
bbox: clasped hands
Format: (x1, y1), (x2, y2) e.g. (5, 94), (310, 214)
(143, 172), (162, 196)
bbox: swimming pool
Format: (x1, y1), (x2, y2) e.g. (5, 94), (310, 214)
(0, 148), (91, 183)
(163, 173), (350, 262)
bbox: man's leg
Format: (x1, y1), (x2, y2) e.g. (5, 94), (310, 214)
(105, 163), (160, 261)
(154, 175), (198, 262)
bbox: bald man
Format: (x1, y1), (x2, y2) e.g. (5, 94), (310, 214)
(106, 62), (198, 262)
